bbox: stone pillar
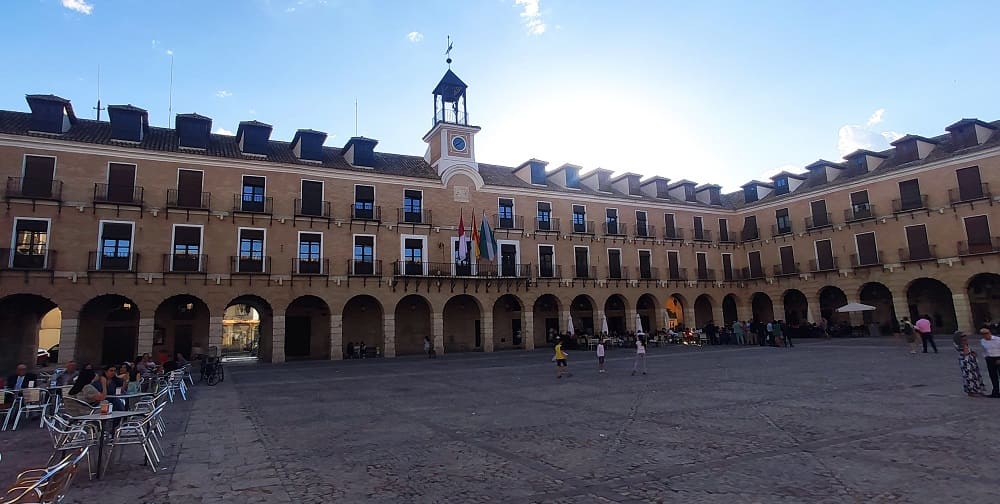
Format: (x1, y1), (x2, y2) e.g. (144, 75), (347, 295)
(522, 311), (535, 351)
(383, 314), (396, 358)
(58, 318), (78, 365)
(208, 316), (223, 355)
(432, 312), (444, 355)
(330, 314), (343, 360)
(892, 296), (910, 324)
(137, 317), (155, 356)
(625, 310), (636, 333)
(712, 304), (725, 326)
(739, 301), (753, 322)
(952, 292), (974, 334)
(271, 315), (286, 363)
(683, 305), (696, 329)
(594, 309), (605, 336)
(482, 311), (495, 352)
(773, 301), (785, 322)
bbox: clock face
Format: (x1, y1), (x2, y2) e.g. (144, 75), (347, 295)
(451, 136), (467, 152)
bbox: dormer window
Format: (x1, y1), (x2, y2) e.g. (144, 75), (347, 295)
(566, 169), (579, 189)
(530, 163), (546, 185)
(774, 177), (789, 195)
(684, 185), (696, 202)
(744, 186), (758, 203)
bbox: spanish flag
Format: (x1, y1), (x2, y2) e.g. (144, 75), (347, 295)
(470, 210), (481, 259)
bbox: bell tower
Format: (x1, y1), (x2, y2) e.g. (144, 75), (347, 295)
(423, 66), (481, 178)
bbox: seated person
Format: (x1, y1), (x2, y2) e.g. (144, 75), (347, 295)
(55, 360), (79, 386)
(6, 363), (38, 391)
(102, 366), (127, 410)
(64, 369), (105, 416)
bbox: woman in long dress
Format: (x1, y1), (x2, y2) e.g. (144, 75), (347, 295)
(953, 333), (986, 397)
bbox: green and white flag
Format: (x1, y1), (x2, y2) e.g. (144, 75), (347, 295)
(478, 210), (497, 261)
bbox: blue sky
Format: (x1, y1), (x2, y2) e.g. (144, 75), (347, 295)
(3, 0), (1000, 191)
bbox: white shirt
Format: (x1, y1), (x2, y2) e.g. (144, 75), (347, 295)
(596, 344), (605, 357)
(636, 341), (646, 355)
(982, 336), (1000, 357)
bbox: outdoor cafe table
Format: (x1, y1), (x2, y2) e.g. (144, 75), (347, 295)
(70, 410), (146, 479)
(107, 392), (153, 409)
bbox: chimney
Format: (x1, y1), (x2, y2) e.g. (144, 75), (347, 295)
(610, 172), (642, 196)
(236, 120), (273, 156)
(639, 177), (671, 199)
(805, 159), (848, 182)
(25, 94), (76, 134)
(107, 104), (149, 142)
(291, 129), (328, 162)
(343, 136), (379, 167)
(945, 118), (995, 150)
(580, 168), (613, 192)
(740, 180), (773, 203)
(667, 180), (697, 202)
(695, 184), (722, 205)
(512, 159), (549, 185)
(175, 113), (212, 149)
(547, 163), (581, 189)
(890, 135), (937, 164)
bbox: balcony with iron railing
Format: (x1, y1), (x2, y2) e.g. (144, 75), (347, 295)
(740, 227), (760, 243)
(166, 189), (211, 210)
(771, 224), (793, 238)
(88, 251), (140, 272)
(718, 231), (734, 243)
(6, 177), (63, 202)
(294, 199), (332, 219)
(573, 265), (597, 279)
(741, 267), (766, 280)
(536, 264), (562, 279)
(898, 245), (937, 263)
(667, 267), (687, 281)
(0, 248), (55, 270)
(721, 267), (737, 282)
(809, 257), (840, 272)
(805, 213), (832, 230)
(347, 259), (382, 277)
(393, 261), (531, 278)
(693, 229), (713, 242)
(957, 237), (1000, 256)
(844, 204), (876, 223)
(891, 195), (928, 213)
(233, 194), (273, 215)
(291, 257), (329, 276)
(606, 265), (630, 280)
(350, 204), (381, 222)
(571, 220), (595, 235)
(948, 183), (991, 205)
(633, 223), (655, 239)
(603, 222), (627, 236)
(493, 214), (524, 230)
(93, 183), (144, 206)
(773, 263), (800, 277)
(230, 255), (271, 275)
(696, 268), (716, 281)
(638, 266), (659, 280)
(663, 227), (685, 241)
(397, 208), (433, 226)
(535, 217), (561, 233)
(162, 253), (208, 274)
(850, 251), (882, 268)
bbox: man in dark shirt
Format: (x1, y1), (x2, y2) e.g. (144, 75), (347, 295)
(5, 363), (37, 390)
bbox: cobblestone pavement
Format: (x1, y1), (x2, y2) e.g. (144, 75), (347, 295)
(2, 338), (998, 503)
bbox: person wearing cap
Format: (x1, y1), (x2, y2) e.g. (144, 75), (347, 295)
(980, 327), (1000, 398)
(952, 332), (986, 397)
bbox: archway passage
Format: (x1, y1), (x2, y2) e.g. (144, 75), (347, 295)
(751, 292), (774, 323)
(532, 294), (561, 347)
(395, 295), (431, 356)
(636, 294), (659, 334)
(819, 286), (849, 326)
(604, 294), (628, 335)
(342, 295), (383, 358)
(570, 295), (595, 337)
(722, 294), (739, 325)
(968, 273), (1000, 329)
(694, 294), (714, 328)
(493, 294), (524, 350)
(443, 295), (482, 352)
(79, 294), (140, 366)
(783, 290), (808, 325)
(225, 295), (272, 361)
(0, 294), (58, 371)
(156, 295), (210, 362)
(859, 282), (897, 334)
(285, 296), (330, 360)
(907, 278), (957, 333)
(665, 294), (685, 330)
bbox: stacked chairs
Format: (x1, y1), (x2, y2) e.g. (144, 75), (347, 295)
(1, 448), (89, 504)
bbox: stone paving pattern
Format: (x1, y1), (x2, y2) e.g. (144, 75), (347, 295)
(2, 338), (998, 503)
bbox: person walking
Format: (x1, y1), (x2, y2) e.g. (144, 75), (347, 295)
(775, 320), (790, 347)
(980, 327), (1000, 398)
(632, 333), (647, 375)
(953, 333), (986, 397)
(915, 314), (937, 353)
(596, 339), (607, 373)
(900, 317), (918, 354)
(423, 336), (436, 358)
(554, 338), (569, 378)
(732, 320), (744, 345)
(765, 321), (775, 346)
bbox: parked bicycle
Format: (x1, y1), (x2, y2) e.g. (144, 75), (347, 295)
(199, 356), (224, 386)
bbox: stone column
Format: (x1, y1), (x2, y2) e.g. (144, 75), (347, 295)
(952, 292), (974, 333)
(892, 295), (910, 324)
(58, 318), (78, 365)
(383, 314), (396, 358)
(482, 311), (495, 352)
(432, 312), (444, 355)
(271, 315), (286, 363)
(772, 301), (785, 322)
(683, 305), (696, 329)
(137, 317), (155, 356)
(712, 304), (725, 326)
(208, 317), (223, 354)
(522, 311), (535, 351)
(625, 310), (636, 333)
(330, 314), (343, 360)
(739, 301), (753, 322)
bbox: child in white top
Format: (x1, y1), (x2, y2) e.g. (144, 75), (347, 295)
(632, 334), (647, 376)
(596, 340), (606, 373)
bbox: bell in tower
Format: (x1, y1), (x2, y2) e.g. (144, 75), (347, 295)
(433, 69), (469, 126)
(423, 44), (482, 183)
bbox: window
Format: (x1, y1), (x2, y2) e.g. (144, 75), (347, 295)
(238, 228), (265, 273)
(299, 180), (324, 217)
(956, 166), (984, 202)
(297, 232), (322, 274)
(664, 213), (677, 239)
(742, 216), (759, 241)
(354, 185), (375, 220)
(608, 249), (623, 279)
(809, 200), (829, 228)
(403, 236), (425, 275)
(747, 251), (764, 278)
(897, 179), (923, 211)
(98, 221), (133, 270)
(684, 185), (696, 202)
(718, 218), (729, 242)
(11, 218), (49, 269)
(693, 216), (705, 240)
(498, 198), (515, 229)
(605, 208), (619, 235)
(530, 164), (546, 185)
(775, 208), (791, 235)
(566, 169), (579, 188)
(635, 211), (648, 237)
(964, 215), (993, 254)
(176, 169), (204, 208)
(743, 186), (758, 203)
(721, 253), (734, 281)
(696, 252), (709, 280)
(536, 202), (552, 231)
(854, 232), (879, 266)
(21, 155), (56, 198)
(353, 235), (375, 275)
(849, 190), (871, 220)
(499, 242), (519, 276)
(171, 225), (202, 272)
(667, 250), (681, 279)
(241, 175), (266, 213)
(814, 240), (835, 271)
(774, 177), (789, 195)
(403, 189), (423, 223)
(904, 225), (931, 261)
(574, 246), (590, 278)
(638, 250), (652, 279)
(105, 163), (137, 203)
(538, 245), (555, 278)
(572, 205), (587, 233)
(778, 245), (795, 275)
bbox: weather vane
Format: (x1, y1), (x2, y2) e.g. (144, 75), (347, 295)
(445, 35), (454, 68)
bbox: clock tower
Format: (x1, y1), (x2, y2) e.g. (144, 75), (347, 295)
(423, 68), (482, 184)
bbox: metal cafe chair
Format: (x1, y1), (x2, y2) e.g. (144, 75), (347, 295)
(106, 404), (165, 474)
(7, 388), (51, 430)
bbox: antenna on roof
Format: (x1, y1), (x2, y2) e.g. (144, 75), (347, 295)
(167, 53), (174, 127)
(93, 64), (105, 121)
(355, 99), (358, 137)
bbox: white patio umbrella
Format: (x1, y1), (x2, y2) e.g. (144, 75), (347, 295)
(601, 314), (609, 335)
(836, 302), (876, 313)
(566, 314), (575, 335)
(635, 312), (645, 334)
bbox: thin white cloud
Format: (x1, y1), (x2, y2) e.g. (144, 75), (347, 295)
(62, 0), (93, 15)
(881, 131), (903, 142)
(407, 31), (424, 43)
(866, 108), (885, 127)
(837, 108), (899, 156)
(514, 0), (546, 35)
(214, 127), (234, 136)
(215, 90), (233, 98)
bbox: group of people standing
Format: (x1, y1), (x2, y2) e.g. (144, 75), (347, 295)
(726, 319), (794, 348)
(953, 326), (1000, 398)
(554, 333), (648, 379)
